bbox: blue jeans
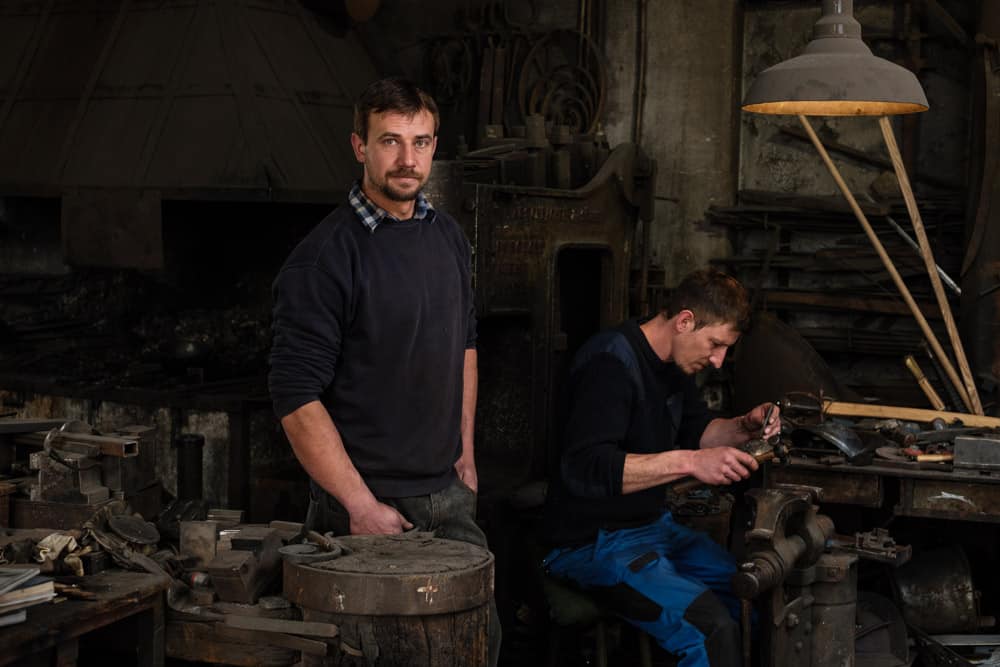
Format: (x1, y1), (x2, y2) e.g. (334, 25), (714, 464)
(543, 512), (741, 667)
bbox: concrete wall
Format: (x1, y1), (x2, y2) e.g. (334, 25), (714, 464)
(358, 0), (745, 288)
(0, 197), (68, 276)
(740, 3), (898, 196)
(602, 1), (968, 289)
(606, 0), (743, 286)
(0, 390), (231, 507)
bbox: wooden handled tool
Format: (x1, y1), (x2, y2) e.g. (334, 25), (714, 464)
(904, 355), (946, 411)
(670, 447), (780, 495)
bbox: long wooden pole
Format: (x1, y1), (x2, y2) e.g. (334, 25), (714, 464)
(797, 114), (974, 413)
(823, 399), (1000, 428)
(878, 116), (984, 415)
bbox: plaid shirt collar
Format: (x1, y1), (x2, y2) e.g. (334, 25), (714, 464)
(348, 181), (433, 232)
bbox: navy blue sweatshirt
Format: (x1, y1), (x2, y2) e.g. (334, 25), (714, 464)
(268, 204), (476, 498)
(542, 318), (714, 546)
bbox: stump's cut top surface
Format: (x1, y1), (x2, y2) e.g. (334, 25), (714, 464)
(313, 534), (493, 575)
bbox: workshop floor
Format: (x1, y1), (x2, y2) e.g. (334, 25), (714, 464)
(498, 620), (680, 667)
(161, 623), (680, 667)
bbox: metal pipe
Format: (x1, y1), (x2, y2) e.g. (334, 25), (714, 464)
(634, 0), (649, 314)
(742, 599), (753, 667)
(863, 193), (962, 296)
(883, 212), (961, 295)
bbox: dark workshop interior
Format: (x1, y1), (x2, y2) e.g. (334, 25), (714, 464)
(1, 0), (999, 665)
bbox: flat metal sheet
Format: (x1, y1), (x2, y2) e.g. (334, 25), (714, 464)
(0, 419), (68, 435)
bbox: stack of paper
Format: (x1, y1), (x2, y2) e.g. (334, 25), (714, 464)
(0, 566), (55, 626)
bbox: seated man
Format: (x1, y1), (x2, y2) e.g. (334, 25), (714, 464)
(541, 268), (779, 667)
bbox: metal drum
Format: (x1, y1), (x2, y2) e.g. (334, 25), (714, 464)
(892, 545), (980, 633)
(284, 533), (494, 666)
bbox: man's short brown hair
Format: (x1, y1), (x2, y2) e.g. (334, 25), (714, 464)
(667, 268), (751, 332)
(353, 77), (440, 142)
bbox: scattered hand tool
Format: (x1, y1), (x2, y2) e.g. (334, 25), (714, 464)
(54, 582), (98, 601)
(901, 445), (954, 464)
(915, 453), (953, 463)
(759, 403), (779, 442)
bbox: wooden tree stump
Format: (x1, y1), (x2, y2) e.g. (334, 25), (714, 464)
(284, 533), (494, 667)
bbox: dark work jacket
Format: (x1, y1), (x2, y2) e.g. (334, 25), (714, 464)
(268, 204), (476, 498)
(542, 318), (714, 546)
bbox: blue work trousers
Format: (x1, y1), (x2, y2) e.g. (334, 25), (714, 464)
(543, 512), (741, 667)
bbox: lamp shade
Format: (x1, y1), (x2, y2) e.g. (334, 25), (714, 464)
(742, 0), (928, 116)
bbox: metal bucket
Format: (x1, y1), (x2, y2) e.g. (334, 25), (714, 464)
(892, 545), (980, 633)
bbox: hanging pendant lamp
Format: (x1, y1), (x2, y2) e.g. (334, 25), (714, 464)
(742, 0), (928, 116)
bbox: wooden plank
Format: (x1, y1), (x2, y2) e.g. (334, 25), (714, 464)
(771, 465), (883, 507)
(165, 620), (296, 666)
(211, 600), (298, 620)
(778, 125), (960, 190)
(214, 624), (329, 656)
(762, 290), (941, 319)
(740, 188), (889, 215)
(823, 400), (1000, 429)
(223, 614), (339, 639)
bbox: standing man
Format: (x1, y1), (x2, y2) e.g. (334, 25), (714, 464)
(541, 268), (779, 667)
(269, 77), (499, 665)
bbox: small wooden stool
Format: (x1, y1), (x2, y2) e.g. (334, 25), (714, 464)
(542, 575), (653, 667)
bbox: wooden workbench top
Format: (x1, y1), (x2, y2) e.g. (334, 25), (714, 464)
(0, 569), (170, 665)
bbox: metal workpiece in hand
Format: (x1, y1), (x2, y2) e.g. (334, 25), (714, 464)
(668, 403), (790, 495)
(759, 402), (779, 440)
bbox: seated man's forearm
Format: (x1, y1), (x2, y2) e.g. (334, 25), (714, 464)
(621, 450), (695, 494)
(622, 436), (760, 493)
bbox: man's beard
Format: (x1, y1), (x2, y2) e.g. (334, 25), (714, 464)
(675, 356), (703, 376)
(376, 170), (425, 202)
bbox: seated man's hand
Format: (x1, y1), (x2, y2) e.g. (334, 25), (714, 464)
(691, 447), (759, 485)
(740, 402), (782, 440)
(349, 500), (414, 535)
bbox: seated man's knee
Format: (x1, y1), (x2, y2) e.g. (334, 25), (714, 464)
(685, 591), (740, 666)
